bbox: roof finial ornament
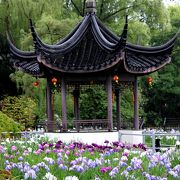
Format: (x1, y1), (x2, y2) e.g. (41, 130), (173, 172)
(85, 0), (96, 14)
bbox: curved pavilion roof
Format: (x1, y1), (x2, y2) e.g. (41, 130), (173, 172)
(7, 1), (178, 77)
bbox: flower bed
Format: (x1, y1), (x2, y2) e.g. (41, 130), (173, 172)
(0, 137), (179, 180)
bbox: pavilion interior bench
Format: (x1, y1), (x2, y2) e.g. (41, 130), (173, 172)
(74, 119), (109, 132)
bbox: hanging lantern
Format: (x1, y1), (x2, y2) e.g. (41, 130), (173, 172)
(113, 75), (119, 83)
(147, 76), (153, 86)
(33, 81), (39, 87)
(51, 77), (58, 85)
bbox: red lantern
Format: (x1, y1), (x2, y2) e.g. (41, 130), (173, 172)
(113, 75), (119, 83)
(147, 76), (153, 86)
(33, 81), (39, 87)
(51, 77), (58, 85)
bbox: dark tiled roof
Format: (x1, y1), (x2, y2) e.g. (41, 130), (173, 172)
(7, 11), (177, 76)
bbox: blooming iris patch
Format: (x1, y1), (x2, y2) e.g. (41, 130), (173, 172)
(100, 166), (112, 173)
(0, 138), (179, 179)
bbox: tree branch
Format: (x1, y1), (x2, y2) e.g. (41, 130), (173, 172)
(40, 3), (45, 16)
(71, 0), (83, 17)
(100, 0), (104, 17)
(102, 5), (137, 21)
(82, 0), (86, 15)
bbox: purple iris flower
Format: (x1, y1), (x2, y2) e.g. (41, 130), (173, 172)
(119, 161), (127, 167)
(169, 170), (179, 178)
(131, 157), (142, 170)
(109, 167), (119, 177)
(11, 163), (17, 168)
(173, 164), (180, 172)
(24, 169), (37, 179)
(49, 143), (54, 147)
(44, 157), (55, 165)
(76, 165), (84, 172)
(104, 140), (109, 144)
(112, 141), (119, 147)
(69, 144), (75, 150)
(5, 165), (12, 171)
(55, 143), (61, 149)
(18, 156), (24, 161)
(126, 166), (133, 171)
(32, 165), (40, 172)
(165, 163), (172, 171)
(59, 164), (68, 170)
(100, 166), (112, 173)
(56, 140), (62, 144)
(87, 159), (96, 168)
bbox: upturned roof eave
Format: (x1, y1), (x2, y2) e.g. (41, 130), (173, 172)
(94, 18), (178, 54)
(123, 56), (171, 75)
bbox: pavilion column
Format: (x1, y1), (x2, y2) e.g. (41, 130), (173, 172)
(107, 75), (113, 131)
(73, 85), (80, 120)
(134, 76), (139, 130)
(73, 85), (80, 131)
(61, 77), (67, 132)
(115, 89), (121, 131)
(46, 80), (54, 132)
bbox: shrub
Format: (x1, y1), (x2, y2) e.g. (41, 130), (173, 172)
(0, 111), (22, 133)
(1, 96), (37, 129)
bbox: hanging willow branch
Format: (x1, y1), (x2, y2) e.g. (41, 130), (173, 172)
(21, 0), (29, 19)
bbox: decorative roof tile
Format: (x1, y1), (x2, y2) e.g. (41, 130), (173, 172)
(7, 9), (177, 76)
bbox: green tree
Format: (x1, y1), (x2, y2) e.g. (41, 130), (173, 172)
(140, 5), (180, 126)
(80, 86), (107, 119)
(9, 71), (47, 121)
(0, 96), (37, 129)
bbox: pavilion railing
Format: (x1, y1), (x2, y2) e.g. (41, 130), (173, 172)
(163, 118), (180, 131)
(118, 131), (180, 152)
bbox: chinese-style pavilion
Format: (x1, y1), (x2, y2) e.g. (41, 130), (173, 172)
(7, 0), (177, 132)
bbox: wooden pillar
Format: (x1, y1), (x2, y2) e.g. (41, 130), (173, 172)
(46, 80), (54, 132)
(107, 75), (113, 131)
(73, 85), (80, 131)
(73, 85), (80, 120)
(115, 89), (121, 131)
(134, 76), (139, 130)
(61, 77), (67, 132)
